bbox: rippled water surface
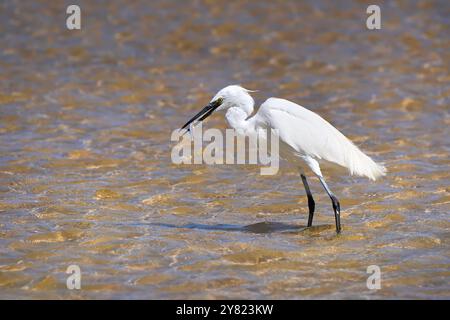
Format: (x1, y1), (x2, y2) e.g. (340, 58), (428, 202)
(0, 0), (449, 299)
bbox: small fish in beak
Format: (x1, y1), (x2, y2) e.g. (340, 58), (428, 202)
(180, 98), (223, 135)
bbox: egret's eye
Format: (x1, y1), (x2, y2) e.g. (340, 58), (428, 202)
(216, 97), (224, 104)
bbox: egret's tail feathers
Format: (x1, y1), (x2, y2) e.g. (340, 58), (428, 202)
(345, 143), (387, 181)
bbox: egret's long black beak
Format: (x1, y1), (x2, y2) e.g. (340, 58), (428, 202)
(180, 99), (222, 133)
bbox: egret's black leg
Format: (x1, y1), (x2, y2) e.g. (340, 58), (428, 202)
(300, 174), (315, 227)
(318, 176), (341, 233)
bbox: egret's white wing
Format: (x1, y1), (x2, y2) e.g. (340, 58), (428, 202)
(256, 98), (386, 180)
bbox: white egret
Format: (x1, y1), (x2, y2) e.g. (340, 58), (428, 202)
(180, 85), (386, 233)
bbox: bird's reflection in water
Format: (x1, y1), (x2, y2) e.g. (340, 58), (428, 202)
(152, 221), (333, 234)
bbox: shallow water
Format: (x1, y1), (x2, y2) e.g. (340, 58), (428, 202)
(0, 0), (449, 299)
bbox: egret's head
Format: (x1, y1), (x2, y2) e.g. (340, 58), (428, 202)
(180, 85), (255, 131)
(211, 85), (255, 114)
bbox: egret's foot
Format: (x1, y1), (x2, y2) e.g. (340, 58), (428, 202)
(307, 197), (315, 227)
(331, 195), (341, 233)
(300, 174), (315, 228)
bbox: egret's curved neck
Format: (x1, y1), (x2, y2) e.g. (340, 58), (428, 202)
(225, 107), (254, 133)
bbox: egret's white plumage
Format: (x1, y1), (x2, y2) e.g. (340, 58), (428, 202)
(213, 85), (386, 180)
(256, 97), (386, 181)
(181, 84), (387, 233)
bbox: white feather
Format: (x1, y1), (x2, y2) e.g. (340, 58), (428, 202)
(257, 97), (386, 180)
(212, 85), (386, 180)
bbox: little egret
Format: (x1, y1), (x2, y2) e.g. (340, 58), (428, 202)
(180, 85), (386, 233)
